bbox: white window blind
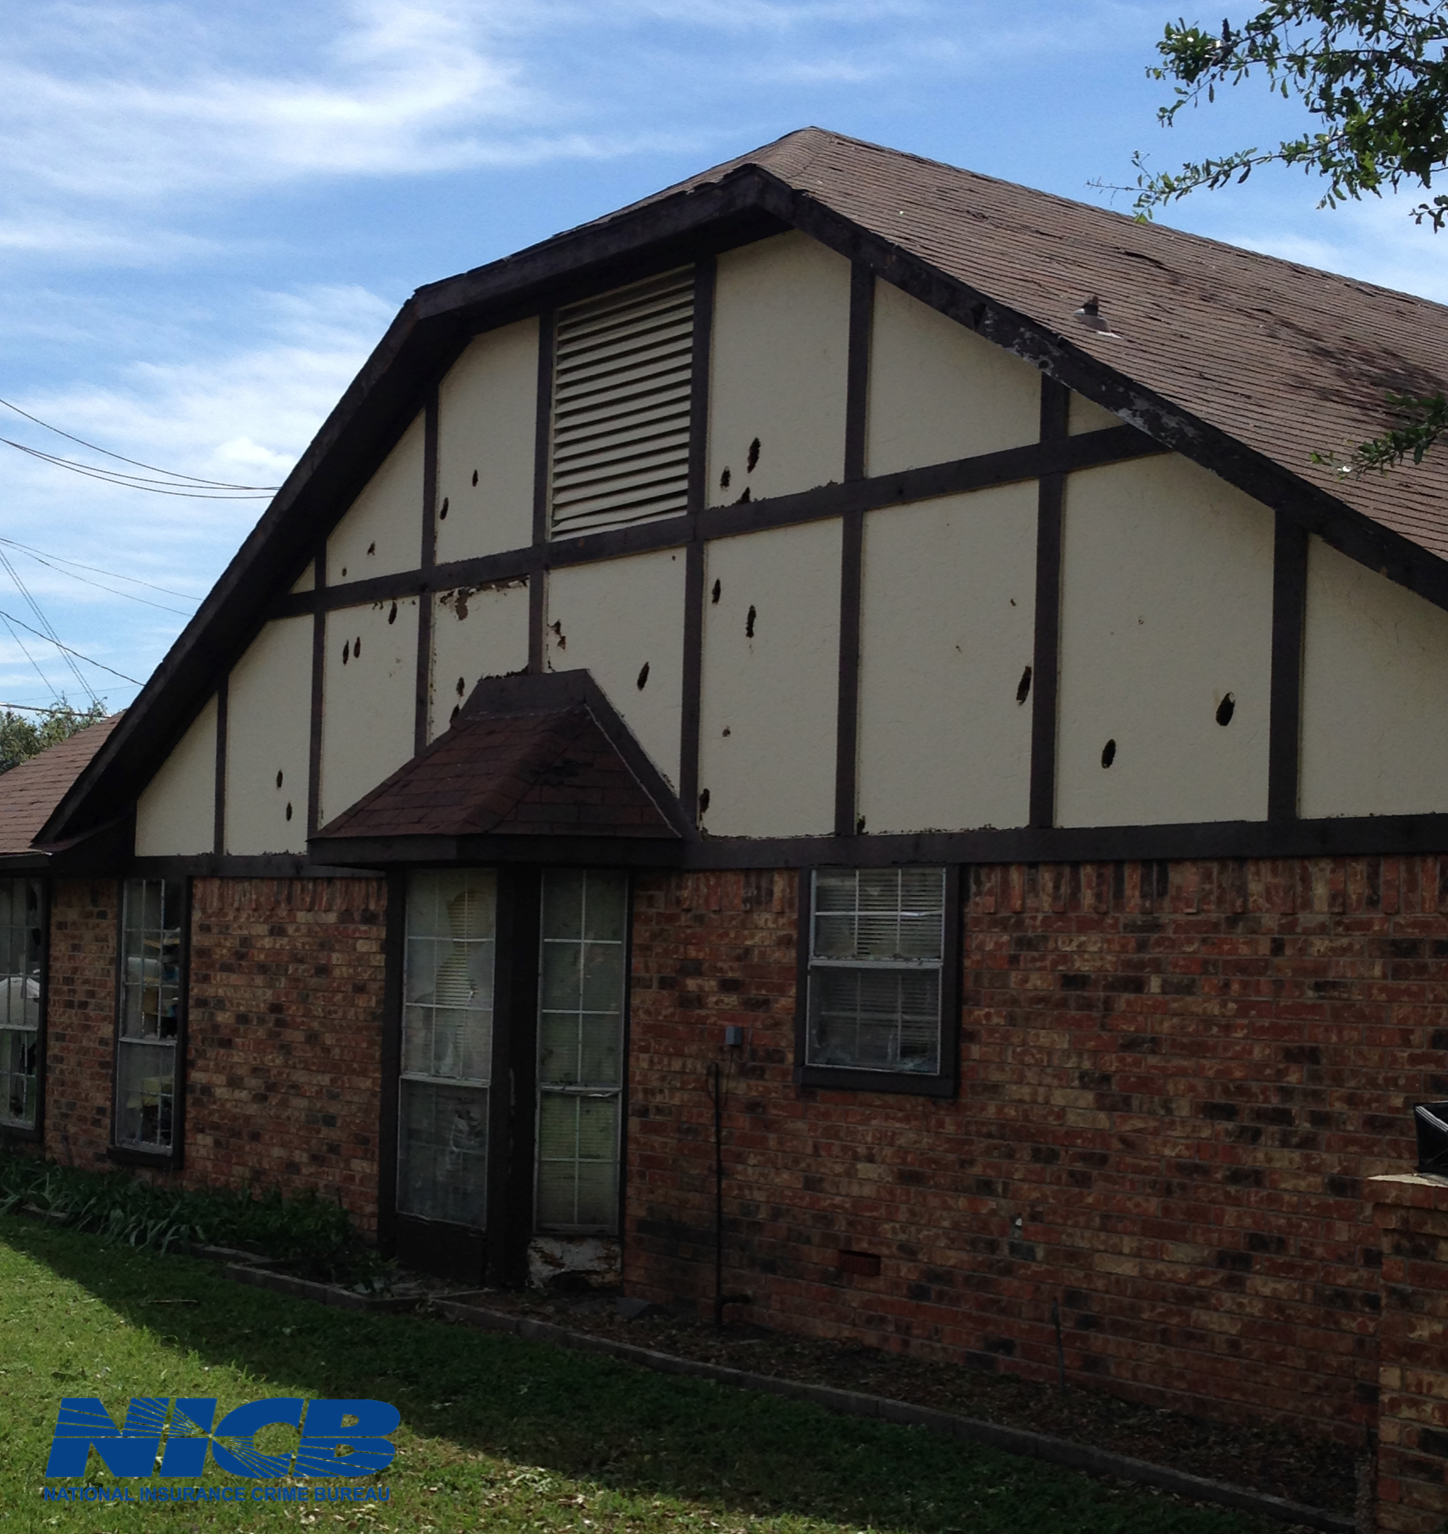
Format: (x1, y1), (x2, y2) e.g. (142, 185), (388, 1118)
(549, 268), (694, 538)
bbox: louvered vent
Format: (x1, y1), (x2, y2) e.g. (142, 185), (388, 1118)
(549, 267), (694, 538)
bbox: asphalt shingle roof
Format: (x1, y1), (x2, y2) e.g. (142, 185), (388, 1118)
(0, 716), (122, 855)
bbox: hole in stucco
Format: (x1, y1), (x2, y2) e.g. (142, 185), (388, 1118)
(342, 641), (350, 664)
(354, 635), (362, 658)
(636, 662), (650, 691)
(746, 438), (760, 473)
(698, 788), (710, 816)
(388, 602), (397, 624)
(285, 803), (293, 821)
(472, 470), (479, 486)
(856, 815), (867, 834)
(1216, 693), (1236, 726)
(275, 770), (283, 789)
(720, 467), (731, 490)
(711, 579), (721, 604)
(456, 676), (466, 697)
(745, 605), (756, 639)
(1101, 739), (1116, 768)
(1016, 665), (1032, 705)
(439, 497), (449, 521)
(367, 541), (376, 556)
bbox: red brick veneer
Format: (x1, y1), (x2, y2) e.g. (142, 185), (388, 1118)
(43, 879), (120, 1169)
(625, 858), (1448, 1442)
(183, 877), (388, 1227)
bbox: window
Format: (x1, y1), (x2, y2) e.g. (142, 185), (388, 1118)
(536, 869), (627, 1232)
(115, 879), (185, 1154)
(398, 870), (495, 1228)
(801, 868), (957, 1095)
(549, 268), (695, 538)
(0, 879), (43, 1132)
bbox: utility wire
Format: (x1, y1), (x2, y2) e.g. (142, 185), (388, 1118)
(0, 701), (108, 715)
(0, 613), (57, 699)
(0, 548), (98, 706)
(0, 394), (279, 490)
(0, 607), (139, 684)
(1, 545), (196, 617)
(1, 438), (274, 499)
(0, 538), (201, 602)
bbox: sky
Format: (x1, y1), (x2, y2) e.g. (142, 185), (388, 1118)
(3, 0), (1447, 716)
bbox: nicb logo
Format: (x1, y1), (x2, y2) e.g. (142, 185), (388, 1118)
(47, 1397), (399, 1479)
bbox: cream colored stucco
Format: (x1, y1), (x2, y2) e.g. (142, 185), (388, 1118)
(429, 580), (531, 740)
(319, 598), (419, 826)
(436, 318), (539, 566)
(545, 550), (686, 787)
(326, 414), (425, 584)
(289, 564), (315, 594)
(1056, 454), (1274, 827)
(698, 520), (841, 836)
(135, 695), (216, 856)
(225, 617), (313, 854)
(857, 485), (1036, 832)
(706, 232), (851, 507)
(1068, 392), (1120, 435)
(866, 281), (1040, 475)
(1300, 538), (1448, 816)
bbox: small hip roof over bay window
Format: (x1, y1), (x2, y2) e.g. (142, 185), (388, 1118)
(309, 670), (685, 867)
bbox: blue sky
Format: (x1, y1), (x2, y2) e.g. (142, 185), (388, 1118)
(3, 0), (1446, 715)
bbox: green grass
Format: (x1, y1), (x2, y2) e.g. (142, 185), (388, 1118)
(0, 1217), (1285, 1534)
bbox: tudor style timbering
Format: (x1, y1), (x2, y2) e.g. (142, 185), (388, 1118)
(126, 226), (1448, 860)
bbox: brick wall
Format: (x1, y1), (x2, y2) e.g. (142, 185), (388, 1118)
(185, 877), (388, 1228)
(625, 857), (1448, 1443)
(43, 879), (119, 1170)
(1372, 1174), (1448, 1534)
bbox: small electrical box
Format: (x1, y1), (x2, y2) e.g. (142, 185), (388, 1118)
(724, 1025), (745, 1048)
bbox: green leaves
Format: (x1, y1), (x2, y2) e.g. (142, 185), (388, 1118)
(0, 698), (108, 775)
(1137, 1), (1448, 217)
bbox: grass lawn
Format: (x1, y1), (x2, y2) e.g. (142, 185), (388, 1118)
(0, 1218), (1291, 1534)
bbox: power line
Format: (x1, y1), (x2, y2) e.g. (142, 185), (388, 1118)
(0, 613), (56, 699)
(2, 544), (196, 617)
(0, 548), (98, 707)
(0, 608), (139, 684)
(0, 701), (109, 715)
(0, 538), (202, 602)
(0, 394), (279, 490)
(0, 437), (274, 499)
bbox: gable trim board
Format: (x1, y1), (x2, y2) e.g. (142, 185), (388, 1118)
(38, 132), (1448, 852)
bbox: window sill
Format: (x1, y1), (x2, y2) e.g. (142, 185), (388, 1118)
(107, 1144), (180, 1170)
(794, 1064), (956, 1098)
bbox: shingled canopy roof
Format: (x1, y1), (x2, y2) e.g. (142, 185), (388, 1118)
(310, 672), (685, 867)
(42, 126), (1448, 843)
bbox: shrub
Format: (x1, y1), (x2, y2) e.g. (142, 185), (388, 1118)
(0, 1152), (385, 1287)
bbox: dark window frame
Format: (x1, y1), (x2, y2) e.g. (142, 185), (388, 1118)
(0, 875), (48, 1145)
(109, 876), (189, 1168)
(793, 865), (963, 1099)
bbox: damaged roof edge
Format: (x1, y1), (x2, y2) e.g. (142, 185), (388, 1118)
(39, 145), (1448, 847)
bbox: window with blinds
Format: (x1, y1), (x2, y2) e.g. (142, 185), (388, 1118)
(549, 267), (694, 538)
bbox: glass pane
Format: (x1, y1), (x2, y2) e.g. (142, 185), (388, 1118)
(120, 879), (183, 1044)
(540, 940), (581, 1011)
(0, 1027), (37, 1128)
(581, 942), (624, 1012)
(115, 1041), (176, 1149)
(808, 966), (941, 1074)
(402, 871), (495, 1087)
(539, 1012), (581, 1086)
(577, 1013), (621, 1086)
(583, 876), (626, 943)
(811, 867), (944, 962)
(536, 1092), (619, 1229)
(397, 1080), (488, 1228)
(542, 869), (584, 940)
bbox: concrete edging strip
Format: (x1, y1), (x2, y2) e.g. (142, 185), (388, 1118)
(433, 1298), (1353, 1534)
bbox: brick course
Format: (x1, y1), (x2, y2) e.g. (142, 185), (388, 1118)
(184, 877), (388, 1227)
(43, 879), (119, 1170)
(624, 857), (1448, 1443)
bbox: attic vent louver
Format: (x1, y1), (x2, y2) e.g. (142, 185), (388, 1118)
(549, 267), (694, 538)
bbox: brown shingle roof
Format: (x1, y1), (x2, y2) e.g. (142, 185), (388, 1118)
(632, 127), (1448, 558)
(314, 705), (677, 844)
(0, 715), (123, 856)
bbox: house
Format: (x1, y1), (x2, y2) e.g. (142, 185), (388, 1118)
(9, 127), (1448, 1459)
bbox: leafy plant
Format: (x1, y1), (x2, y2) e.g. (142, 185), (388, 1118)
(0, 1151), (386, 1286)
